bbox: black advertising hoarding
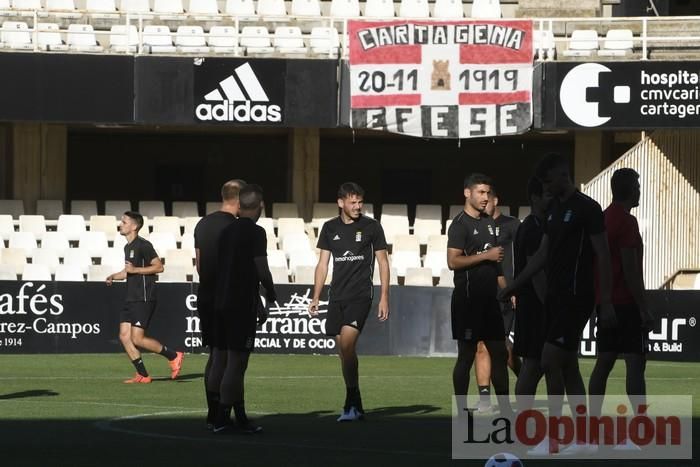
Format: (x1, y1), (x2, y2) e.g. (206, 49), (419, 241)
(540, 61), (700, 129)
(0, 282), (697, 362)
(135, 56), (338, 127)
(0, 53), (133, 123)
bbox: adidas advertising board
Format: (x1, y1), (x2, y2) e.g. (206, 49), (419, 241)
(194, 59), (285, 124)
(541, 61), (700, 129)
(1, 282), (698, 361)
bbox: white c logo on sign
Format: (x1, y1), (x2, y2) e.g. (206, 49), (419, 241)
(560, 63), (612, 127)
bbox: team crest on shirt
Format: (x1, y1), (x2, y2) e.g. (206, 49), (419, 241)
(564, 209), (573, 222)
(495, 226), (500, 236)
(355, 231), (362, 242)
(487, 224), (494, 236)
(129, 250), (134, 259)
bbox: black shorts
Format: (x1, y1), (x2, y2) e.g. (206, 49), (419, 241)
(513, 292), (547, 359)
(213, 310), (257, 352)
(326, 299), (372, 336)
(451, 291), (504, 342)
(596, 303), (649, 354)
(120, 301), (157, 329)
(545, 294), (594, 351)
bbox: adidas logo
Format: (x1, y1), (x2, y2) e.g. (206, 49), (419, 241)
(135, 321), (141, 326)
(195, 62), (282, 123)
(333, 234), (340, 240)
(343, 251), (353, 256)
(350, 320), (358, 327)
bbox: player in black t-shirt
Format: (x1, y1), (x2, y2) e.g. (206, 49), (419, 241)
(474, 187), (522, 411)
(106, 211), (183, 384)
(194, 179), (245, 428)
(499, 154), (615, 455)
(448, 173), (511, 415)
(512, 177), (551, 403)
(309, 182), (390, 422)
(210, 184), (276, 434)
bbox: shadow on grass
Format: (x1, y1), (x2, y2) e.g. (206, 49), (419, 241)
(151, 373), (204, 382)
(0, 389), (59, 400)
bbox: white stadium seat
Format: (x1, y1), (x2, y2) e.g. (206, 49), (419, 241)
(188, 0), (219, 18)
(372, 264), (398, 285)
(32, 249), (60, 274)
(292, 264), (315, 284)
(381, 203), (408, 218)
(330, 0), (359, 17)
(0, 215), (13, 241)
(310, 27), (340, 56)
(158, 266), (189, 282)
(176, 25), (211, 53)
(180, 233), (195, 257)
(281, 232), (313, 256)
(270, 265), (290, 284)
(105, 200), (132, 218)
(257, 0), (286, 17)
(138, 201), (166, 219)
(57, 215), (87, 242)
(399, 0), (429, 18)
(19, 215), (46, 241)
(391, 250), (421, 276)
(40, 232), (70, 257)
(0, 0), (10, 15)
(22, 264), (52, 281)
(380, 215), (409, 245)
(183, 216), (201, 235)
(289, 250), (317, 272)
(413, 219), (441, 244)
(87, 264), (114, 281)
(85, 0), (119, 18)
(164, 249), (194, 274)
(0, 264), (17, 280)
(67, 24), (103, 52)
(1, 248), (27, 274)
(274, 26), (307, 54)
(171, 201), (199, 218)
(0, 200), (24, 218)
(276, 218), (305, 243)
(534, 29), (555, 60)
(70, 200), (98, 218)
(392, 234), (419, 254)
(11, 0), (42, 14)
(79, 231), (108, 257)
(109, 25), (139, 53)
(45, 0), (81, 17)
(563, 29), (599, 57)
(364, 0), (394, 18)
(267, 250), (288, 270)
(311, 202), (338, 229)
(518, 206), (531, 221)
(291, 0), (320, 16)
(99, 247), (126, 272)
(423, 251), (448, 276)
(209, 25), (238, 53)
(143, 25), (177, 53)
(153, 0), (185, 19)
(426, 234), (447, 254)
(471, 0), (501, 18)
(90, 215), (118, 242)
(415, 204), (442, 222)
(225, 0), (254, 16)
(241, 26), (274, 54)
(37, 22), (68, 51)
(121, 0), (153, 15)
(437, 267), (452, 287)
(205, 201), (219, 215)
(433, 0), (463, 18)
(449, 204), (463, 219)
(55, 264), (85, 281)
(36, 200), (64, 220)
(404, 267), (433, 286)
(63, 249), (92, 274)
(599, 28), (634, 56)
(148, 232), (177, 257)
(257, 217), (276, 243)
(1, 21), (32, 50)
(152, 216), (182, 240)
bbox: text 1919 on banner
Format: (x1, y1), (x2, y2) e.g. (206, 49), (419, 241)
(348, 20), (534, 139)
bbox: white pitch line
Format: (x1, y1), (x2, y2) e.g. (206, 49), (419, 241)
(95, 411), (446, 457)
(0, 375), (697, 381)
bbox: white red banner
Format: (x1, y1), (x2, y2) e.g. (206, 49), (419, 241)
(348, 20), (534, 139)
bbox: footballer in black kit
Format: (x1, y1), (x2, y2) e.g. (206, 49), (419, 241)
(447, 173), (511, 415)
(310, 182), (390, 423)
(316, 215), (387, 335)
(106, 211), (184, 384)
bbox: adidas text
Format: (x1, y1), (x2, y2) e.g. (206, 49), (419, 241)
(196, 100), (282, 123)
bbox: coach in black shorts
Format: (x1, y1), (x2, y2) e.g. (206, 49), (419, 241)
(106, 211), (183, 384)
(500, 154), (615, 455)
(210, 184), (276, 434)
(309, 182), (390, 422)
(448, 173), (511, 414)
(194, 179), (245, 427)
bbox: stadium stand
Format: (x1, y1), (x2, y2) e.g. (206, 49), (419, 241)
(64, 249), (91, 274)
(599, 28), (634, 57)
(57, 215), (87, 242)
(19, 216), (46, 241)
(257, 0), (286, 17)
(87, 264), (113, 281)
(90, 215), (119, 242)
(364, 0), (395, 18)
(1, 21), (32, 49)
(22, 264), (52, 281)
(172, 201), (199, 218)
(138, 201), (166, 219)
(105, 201), (131, 218)
(0, 215), (13, 241)
(45, 0), (80, 18)
(291, 0), (321, 16)
(143, 25), (177, 53)
(0, 264), (18, 280)
(0, 200), (24, 219)
(71, 200), (98, 219)
(176, 25), (211, 53)
(274, 26), (307, 54)
(329, 0), (358, 18)
(404, 267), (433, 286)
(1, 248), (27, 274)
(225, 0), (255, 16)
(79, 231), (109, 257)
(399, 0), (429, 19)
(55, 264), (85, 281)
(36, 200), (64, 220)
(471, 0), (501, 18)
(562, 29), (599, 57)
(109, 24), (139, 52)
(433, 0), (463, 18)
(208, 25), (238, 53)
(39, 232), (70, 257)
(32, 249), (60, 274)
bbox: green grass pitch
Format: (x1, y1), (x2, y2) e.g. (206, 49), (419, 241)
(0, 353), (697, 466)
